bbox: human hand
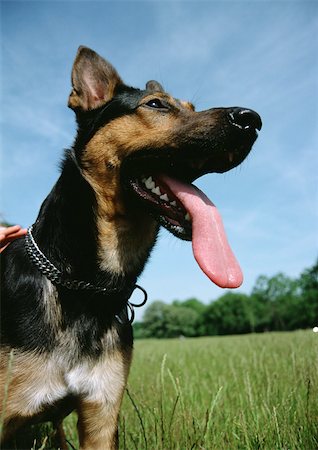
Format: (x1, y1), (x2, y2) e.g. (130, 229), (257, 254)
(0, 225), (27, 252)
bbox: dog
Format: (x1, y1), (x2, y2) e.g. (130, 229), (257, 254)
(0, 46), (262, 449)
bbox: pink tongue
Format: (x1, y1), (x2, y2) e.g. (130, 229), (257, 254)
(159, 175), (243, 288)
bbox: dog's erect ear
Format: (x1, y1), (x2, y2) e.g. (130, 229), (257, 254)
(146, 80), (164, 93)
(68, 46), (123, 111)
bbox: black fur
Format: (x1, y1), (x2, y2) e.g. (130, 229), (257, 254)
(1, 148), (136, 356)
(1, 83), (157, 358)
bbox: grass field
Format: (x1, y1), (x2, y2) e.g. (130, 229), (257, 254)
(5, 330), (318, 449)
(119, 330), (318, 450)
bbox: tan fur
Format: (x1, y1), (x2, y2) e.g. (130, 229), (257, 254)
(79, 94), (194, 275)
(42, 279), (63, 330)
(75, 347), (131, 450)
(77, 399), (121, 450)
(181, 100), (195, 111)
(0, 330), (131, 447)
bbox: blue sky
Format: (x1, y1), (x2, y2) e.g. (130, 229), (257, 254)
(1, 1), (317, 316)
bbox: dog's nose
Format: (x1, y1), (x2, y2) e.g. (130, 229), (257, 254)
(229, 107), (262, 131)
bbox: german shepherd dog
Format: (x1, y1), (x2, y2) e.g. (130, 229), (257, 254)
(0, 47), (262, 449)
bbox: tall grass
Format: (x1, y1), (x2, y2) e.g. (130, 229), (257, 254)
(119, 330), (318, 449)
(4, 330), (318, 449)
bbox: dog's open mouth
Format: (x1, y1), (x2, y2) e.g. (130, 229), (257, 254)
(128, 172), (244, 289)
(123, 107), (262, 288)
(129, 175), (192, 238)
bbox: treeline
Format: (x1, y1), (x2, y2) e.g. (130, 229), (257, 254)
(133, 260), (318, 338)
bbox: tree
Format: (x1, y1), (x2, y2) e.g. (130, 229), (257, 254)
(174, 298), (206, 314)
(293, 259), (318, 328)
(172, 298), (207, 336)
(250, 273), (298, 331)
(165, 305), (200, 337)
(202, 292), (254, 335)
(132, 321), (146, 339)
(141, 301), (171, 338)
(141, 300), (200, 338)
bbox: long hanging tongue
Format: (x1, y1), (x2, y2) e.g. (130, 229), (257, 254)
(159, 175), (243, 288)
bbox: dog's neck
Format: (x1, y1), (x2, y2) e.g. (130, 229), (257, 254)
(32, 151), (158, 291)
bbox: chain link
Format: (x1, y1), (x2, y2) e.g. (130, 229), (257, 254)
(24, 226), (148, 323)
(26, 226), (124, 293)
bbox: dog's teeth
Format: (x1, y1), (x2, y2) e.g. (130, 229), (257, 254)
(160, 193), (169, 201)
(170, 201), (177, 207)
(145, 177), (155, 190)
(185, 212), (191, 221)
(152, 186), (161, 196)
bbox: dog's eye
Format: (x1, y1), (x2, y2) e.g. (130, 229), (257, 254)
(146, 99), (167, 109)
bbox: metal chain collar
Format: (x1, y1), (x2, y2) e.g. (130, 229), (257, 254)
(25, 225), (147, 323)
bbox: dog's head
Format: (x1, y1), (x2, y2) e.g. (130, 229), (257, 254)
(68, 46), (262, 287)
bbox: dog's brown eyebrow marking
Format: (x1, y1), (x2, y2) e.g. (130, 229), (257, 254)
(180, 100), (195, 111)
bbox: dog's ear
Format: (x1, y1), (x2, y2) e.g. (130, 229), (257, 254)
(146, 80), (164, 93)
(68, 46), (123, 111)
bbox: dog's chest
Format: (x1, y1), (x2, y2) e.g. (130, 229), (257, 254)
(13, 331), (130, 417)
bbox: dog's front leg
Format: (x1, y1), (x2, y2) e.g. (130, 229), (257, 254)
(77, 397), (122, 450)
(75, 347), (132, 450)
